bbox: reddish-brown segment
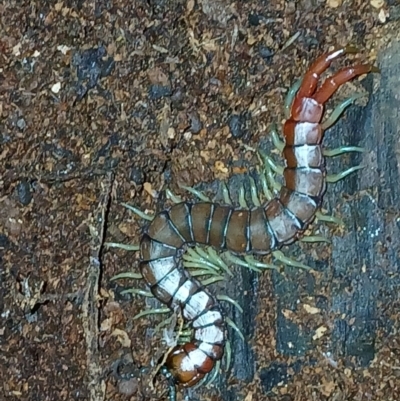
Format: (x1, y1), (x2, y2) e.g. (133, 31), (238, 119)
(138, 47), (378, 388)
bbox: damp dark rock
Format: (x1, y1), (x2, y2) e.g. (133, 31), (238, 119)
(188, 111), (203, 134)
(1, 132), (11, 144)
(248, 13), (261, 26)
(228, 112), (250, 139)
(130, 166), (145, 186)
(258, 45), (274, 60)
(95, 134), (120, 159)
(16, 180), (32, 206)
(72, 46), (115, 100)
(105, 157), (120, 170)
(148, 84), (172, 100)
(171, 88), (184, 104)
(260, 362), (289, 393)
(0, 234), (10, 249)
(16, 118), (26, 130)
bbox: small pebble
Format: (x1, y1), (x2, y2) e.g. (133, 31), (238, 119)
(118, 378), (139, 396)
(228, 113), (249, 139)
(148, 84), (171, 100)
(327, 0), (343, 7)
(51, 82), (61, 93)
(188, 111), (203, 134)
(258, 45), (274, 60)
(17, 118), (26, 130)
(0, 234), (10, 249)
(248, 13), (261, 26)
(130, 167), (145, 186)
(16, 180), (32, 206)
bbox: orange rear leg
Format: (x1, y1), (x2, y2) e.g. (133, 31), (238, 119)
(296, 46), (358, 98)
(313, 64), (380, 105)
(290, 46), (380, 123)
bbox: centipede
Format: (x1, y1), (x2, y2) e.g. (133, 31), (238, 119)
(115, 46), (379, 397)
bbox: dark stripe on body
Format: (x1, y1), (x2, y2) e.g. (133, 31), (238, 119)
(168, 202), (193, 242)
(207, 205), (232, 249)
(191, 203), (214, 244)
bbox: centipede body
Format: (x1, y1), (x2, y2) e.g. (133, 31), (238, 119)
(136, 47), (379, 389)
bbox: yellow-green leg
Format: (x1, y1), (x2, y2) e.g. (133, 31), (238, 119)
(272, 250), (311, 271)
(322, 93), (366, 130)
(284, 78), (303, 119)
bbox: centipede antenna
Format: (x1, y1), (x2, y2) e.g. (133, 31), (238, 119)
(321, 93), (365, 130)
(205, 361), (220, 388)
(238, 185), (248, 208)
(105, 242), (140, 252)
(160, 367), (177, 401)
(284, 77), (303, 119)
(166, 189), (183, 204)
(168, 382), (177, 401)
(217, 295), (244, 313)
(299, 235), (331, 244)
(221, 181), (233, 205)
(326, 165), (363, 183)
(121, 202), (154, 221)
(243, 255), (278, 270)
(111, 271), (143, 280)
(249, 176), (262, 206)
(121, 288), (153, 297)
(272, 250), (312, 271)
(223, 252), (262, 273)
(180, 185), (211, 202)
(323, 146), (365, 157)
(133, 307), (170, 320)
(315, 211), (344, 226)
